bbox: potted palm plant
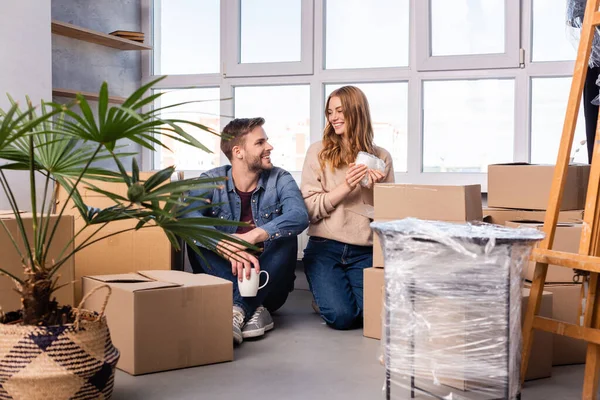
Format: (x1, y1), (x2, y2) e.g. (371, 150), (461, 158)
(0, 77), (243, 400)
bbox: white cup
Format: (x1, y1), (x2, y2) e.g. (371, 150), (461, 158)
(238, 269), (269, 297)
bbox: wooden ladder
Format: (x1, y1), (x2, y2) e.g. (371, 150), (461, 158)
(521, 0), (600, 398)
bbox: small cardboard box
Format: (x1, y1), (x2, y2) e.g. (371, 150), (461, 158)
(506, 221), (582, 283)
(526, 283), (587, 366)
(0, 212), (75, 311)
(372, 184), (483, 267)
(82, 270), (233, 375)
(55, 173), (172, 302)
(364, 267), (384, 340)
(487, 163), (590, 210)
(483, 207), (584, 226)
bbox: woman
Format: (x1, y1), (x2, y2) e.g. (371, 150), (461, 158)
(300, 86), (395, 330)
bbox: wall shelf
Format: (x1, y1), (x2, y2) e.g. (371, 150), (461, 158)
(52, 89), (127, 104)
(51, 20), (152, 51)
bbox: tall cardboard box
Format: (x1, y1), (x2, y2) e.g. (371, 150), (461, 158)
(0, 212), (75, 311)
(483, 207), (584, 226)
(82, 270), (233, 375)
(525, 283), (587, 366)
(55, 173), (172, 302)
(487, 163), (589, 210)
(364, 267), (384, 340)
(372, 184), (483, 267)
(506, 221), (582, 283)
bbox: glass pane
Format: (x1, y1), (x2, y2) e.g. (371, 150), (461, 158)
(325, 0), (409, 69)
(155, 0), (220, 75)
(234, 85), (310, 172)
(531, 77), (587, 164)
(155, 88), (222, 170)
(325, 83), (408, 172)
(532, 0), (577, 62)
(240, 0), (301, 63)
(423, 79), (515, 172)
(431, 0), (505, 56)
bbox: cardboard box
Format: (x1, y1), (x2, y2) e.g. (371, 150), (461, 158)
(522, 288), (554, 381)
(55, 172), (172, 302)
(487, 163), (590, 210)
(506, 221), (582, 283)
(525, 283), (587, 366)
(483, 207), (584, 226)
(364, 267), (384, 340)
(82, 270), (233, 375)
(0, 212), (75, 311)
(373, 184), (483, 267)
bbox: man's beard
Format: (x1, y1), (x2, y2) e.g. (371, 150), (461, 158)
(247, 153), (272, 173)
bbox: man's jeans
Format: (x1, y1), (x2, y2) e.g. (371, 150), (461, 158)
(303, 237), (372, 330)
(188, 237), (297, 319)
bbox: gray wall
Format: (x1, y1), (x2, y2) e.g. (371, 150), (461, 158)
(0, 0), (53, 211)
(52, 0), (144, 170)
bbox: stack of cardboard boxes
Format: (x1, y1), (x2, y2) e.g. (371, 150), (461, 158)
(0, 175), (234, 376)
(486, 163), (590, 367)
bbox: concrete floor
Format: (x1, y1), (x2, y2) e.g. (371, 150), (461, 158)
(111, 272), (594, 400)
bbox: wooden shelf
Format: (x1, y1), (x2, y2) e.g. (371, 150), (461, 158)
(51, 20), (152, 51)
(52, 89), (127, 104)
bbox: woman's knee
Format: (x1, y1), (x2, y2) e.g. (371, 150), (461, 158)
(321, 306), (360, 330)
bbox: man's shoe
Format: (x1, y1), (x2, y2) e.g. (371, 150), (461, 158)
(242, 306), (274, 339)
(233, 307), (245, 345)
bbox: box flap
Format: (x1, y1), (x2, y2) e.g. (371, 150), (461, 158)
(138, 270), (231, 287)
(86, 273), (181, 291)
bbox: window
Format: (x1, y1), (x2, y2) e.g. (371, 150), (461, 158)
(325, 83), (409, 172)
(423, 79), (515, 172)
(154, 88), (222, 170)
(531, 0), (577, 62)
(530, 77), (587, 164)
(325, 0), (409, 69)
(234, 85), (310, 172)
(153, 0), (220, 75)
(147, 1), (583, 190)
(431, 0), (505, 56)
(416, 0), (520, 71)
(240, 0), (302, 64)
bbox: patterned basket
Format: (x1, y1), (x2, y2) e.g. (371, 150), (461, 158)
(0, 285), (120, 400)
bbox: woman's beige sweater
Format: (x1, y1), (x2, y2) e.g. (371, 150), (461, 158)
(300, 141), (395, 246)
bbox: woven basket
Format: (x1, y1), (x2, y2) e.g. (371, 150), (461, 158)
(0, 285), (120, 400)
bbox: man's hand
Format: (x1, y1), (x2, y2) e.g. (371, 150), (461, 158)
(216, 239), (260, 282)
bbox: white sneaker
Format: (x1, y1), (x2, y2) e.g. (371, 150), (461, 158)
(242, 306), (274, 339)
(233, 307), (245, 345)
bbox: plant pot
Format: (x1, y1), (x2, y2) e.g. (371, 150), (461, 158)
(0, 285), (120, 400)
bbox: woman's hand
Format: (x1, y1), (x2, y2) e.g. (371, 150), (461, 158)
(366, 169), (386, 188)
(345, 163), (368, 190)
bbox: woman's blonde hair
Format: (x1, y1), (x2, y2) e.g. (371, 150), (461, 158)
(319, 86), (375, 170)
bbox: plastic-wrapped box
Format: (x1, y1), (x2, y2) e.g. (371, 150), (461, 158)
(371, 218), (544, 400)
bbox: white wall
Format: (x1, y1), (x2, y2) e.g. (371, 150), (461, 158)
(0, 0), (52, 211)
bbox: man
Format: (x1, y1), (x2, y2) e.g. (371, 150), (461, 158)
(185, 117), (309, 345)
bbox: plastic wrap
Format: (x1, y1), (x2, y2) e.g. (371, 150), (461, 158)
(355, 151), (385, 187)
(371, 218), (544, 400)
(567, 0), (600, 69)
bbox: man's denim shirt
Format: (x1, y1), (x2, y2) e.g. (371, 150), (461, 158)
(184, 166), (309, 242)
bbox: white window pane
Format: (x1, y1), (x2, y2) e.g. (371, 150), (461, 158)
(325, 83), (408, 172)
(532, 0), (577, 62)
(155, 88), (222, 170)
(531, 77), (587, 164)
(240, 0), (301, 63)
(156, 0), (220, 75)
(423, 79), (515, 172)
(325, 0), (409, 69)
(431, 0), (505, 56)
(234, 85), (310, 172)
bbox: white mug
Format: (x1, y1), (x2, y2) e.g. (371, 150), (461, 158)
(238, 269), (269, 297)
